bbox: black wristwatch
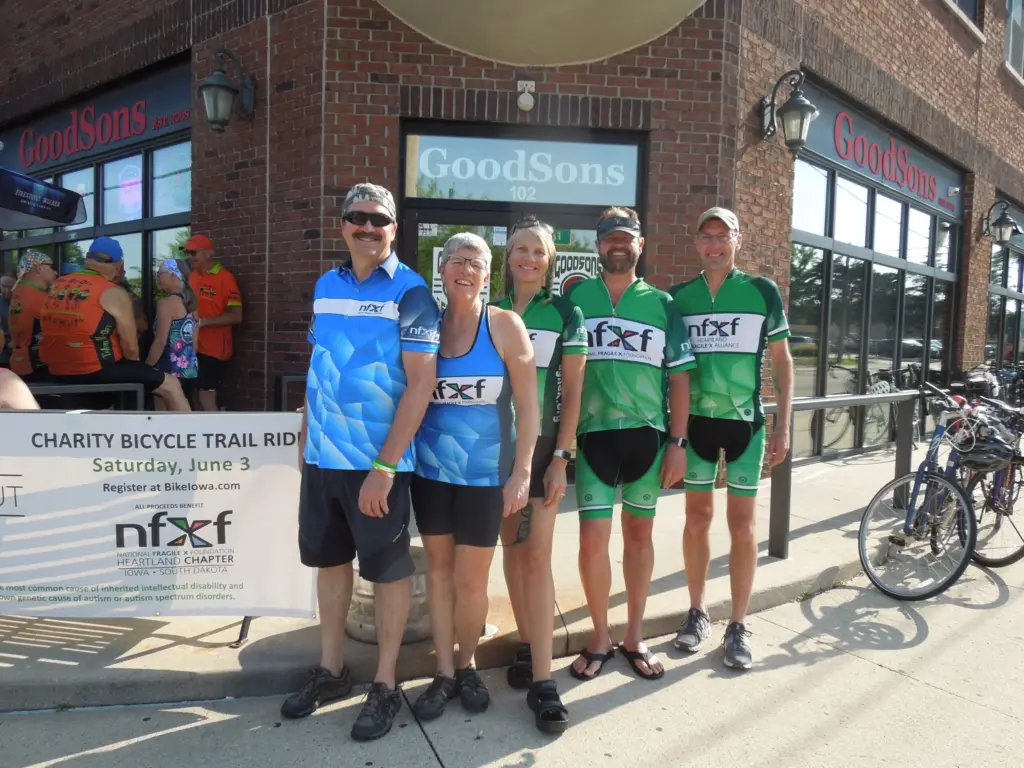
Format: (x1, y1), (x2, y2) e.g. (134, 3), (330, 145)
(552, 448), (573, 462)
(668, 436), (688, 449)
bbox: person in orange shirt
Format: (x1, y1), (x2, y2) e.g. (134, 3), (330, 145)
(183, 234), (242, 411)
(8, 250), (57, 381)
(39, 237), (190, 412)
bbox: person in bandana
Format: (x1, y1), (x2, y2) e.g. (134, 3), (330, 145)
(8, 250), (57, 381)
(145, 258), (199, 406)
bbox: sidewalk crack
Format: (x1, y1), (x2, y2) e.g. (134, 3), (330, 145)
(401, 687), (446, 767)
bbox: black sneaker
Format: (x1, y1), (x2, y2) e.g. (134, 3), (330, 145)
(412, 674), (458, 721)
(674, 607), (712, 652)
(280, 666), (353, 719)
(455, 666), (490, 713)
(351, 682), (403, 742)
(722, 621), (753, 670)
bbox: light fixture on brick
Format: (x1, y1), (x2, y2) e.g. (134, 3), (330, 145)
(199, 45), (256, 133)
(758, 69), (819, 155)
(517, 80), (536, 112)
(982, 200), (1021, 246)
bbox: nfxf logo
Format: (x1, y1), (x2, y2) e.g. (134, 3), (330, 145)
(116, 511), (232, 548)
(432, 376), (501, 405)
(359, 302), (385, 314)
(592, 321), (655, 352)
(586, 318), (664, 366)
(684, 313), (762, 354)
(690, 317), (742, 338)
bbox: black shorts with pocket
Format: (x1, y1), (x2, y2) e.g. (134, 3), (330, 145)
(50, 359), (166, 394)
(197, 354), (226, 392)
(411, 475), (504, 548)
(528, 435), (558, 499)
(298, 464), (414, 583)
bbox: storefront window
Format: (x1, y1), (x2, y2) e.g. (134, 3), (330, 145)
(1003, 300), (1019, 365)
(825, 254), (866, 453)
(931, 281), (952, 384)
(865, 264), (899, 446)
(991, 244), (1007, 286)
(151, 226), (192, 303)
(1009, 253), (1022, 293)
(935, 220), (953, 271)
(833, 178), (868, 247)
(904, 273), (929, 372)
(906, 208), (932, 267)
(789, 245), (823, 459)
(873, 194), (903, 258)
(152, 143), (192, 217)
(792, 160), (828, 236)
(988, 293), (1004, 363)
(103, 154), (144, 224)
(61, 167), (95, 231)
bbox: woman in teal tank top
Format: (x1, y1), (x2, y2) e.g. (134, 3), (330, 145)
(409, 232), (539, 725)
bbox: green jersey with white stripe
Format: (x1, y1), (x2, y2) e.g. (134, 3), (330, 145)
(566, 277), (696, 435)
(669, 268), (791, 423)
(495, 287), (588, 436)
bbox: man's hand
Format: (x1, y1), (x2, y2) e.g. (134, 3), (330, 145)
(660, 443), (688, 489)
(503, 469), (531, 518)
(542, 457), (568, 507)
(765, 423), (790, 468)
(358, 470), (393, 518)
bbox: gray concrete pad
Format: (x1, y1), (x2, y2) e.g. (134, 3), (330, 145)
(1, 684), (437, 768)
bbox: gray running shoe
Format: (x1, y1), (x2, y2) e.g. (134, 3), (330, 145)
(722, 621), (753, 670)
(674, 607), (711, 652)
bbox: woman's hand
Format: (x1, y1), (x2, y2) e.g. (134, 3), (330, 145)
(543, 456), (568, 507)
(503, 468), (531, 518)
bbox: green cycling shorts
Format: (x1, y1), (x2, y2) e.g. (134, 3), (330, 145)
(574, 426), (666, 520)
(683, 415), (765, 498)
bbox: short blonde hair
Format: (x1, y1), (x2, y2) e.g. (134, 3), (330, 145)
(439, 232), (492, 269)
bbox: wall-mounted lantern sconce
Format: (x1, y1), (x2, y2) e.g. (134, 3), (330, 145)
(758, 69), (819, 155)
(199, 46), (256, 133)
(937, 219), (952, 251)
(982, 200), (1021, 247)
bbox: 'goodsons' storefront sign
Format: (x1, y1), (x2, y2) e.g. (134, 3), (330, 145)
(406, 134), (640, 206)
(800, 81), (964, 219)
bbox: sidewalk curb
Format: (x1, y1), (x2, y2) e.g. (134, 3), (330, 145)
(3, 558), (863, 713)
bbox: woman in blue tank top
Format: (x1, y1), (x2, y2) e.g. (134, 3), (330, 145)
(411, 232), (539, 722)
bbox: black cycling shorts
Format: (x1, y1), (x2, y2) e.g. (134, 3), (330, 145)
(411, 475), (504, 548)
(50, 359), (166, 394)
(197, 354), (226, 392)
(298, 464), (414, 583)
(528, 435), (558, 499)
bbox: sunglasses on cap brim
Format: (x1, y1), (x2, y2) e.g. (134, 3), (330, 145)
(343, 211), (395, 228)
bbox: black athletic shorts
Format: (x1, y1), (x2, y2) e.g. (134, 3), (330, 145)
(411, 475), (504, 548)
(528, 435), (558, 499)
(50, 359), (166, 394)
(298, 464), (414, 583)
(197, 354), (226, 392)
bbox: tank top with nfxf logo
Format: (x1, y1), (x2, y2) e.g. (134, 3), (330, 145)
(415, 306), (515, 487)
(39, 271), (123, 375)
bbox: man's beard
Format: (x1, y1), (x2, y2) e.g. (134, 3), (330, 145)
(600, 247), (639, 275)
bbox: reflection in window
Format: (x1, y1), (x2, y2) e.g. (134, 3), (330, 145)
(152, 143), (192, 217)
(903, 274), (928, 371)
(874, 194), (903, 258)
(1009, 254), (1022, 293)
(61, 239), (93, 273)
(1004, 300), (1019, 364)
(932, 282), (952, 385)
(824, 255), (865, 452)
(61, 168), (95, 231)
(833, 177), (868, 247)
(865, 263), (899, 447)
(792, 161), (828, 236)
(988, 294), (1003, 364)
(152, 227), (192, 304)
(103, 155), (144, 224)
(26, 178), (55, 237)
(1, 251), (15, 275)
(991, 244), (1007, 287)
(935, 221), (954, 271)
(788, 245), (823, 459)
(906, 208), (932, 266)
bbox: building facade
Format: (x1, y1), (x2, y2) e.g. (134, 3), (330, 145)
(1, 0), (1022, 460)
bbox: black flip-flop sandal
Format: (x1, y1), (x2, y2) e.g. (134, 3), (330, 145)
(568, 648), (615, 681)
(527, 679), (569, 734)
(507, 642), (533, 690)
(618, 645), (665, 680)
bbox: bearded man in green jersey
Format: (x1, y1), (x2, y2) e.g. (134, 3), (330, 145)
(669, 207), (794, 670)
(567, 207), (696, 682)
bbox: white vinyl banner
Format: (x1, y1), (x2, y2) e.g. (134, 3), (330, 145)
(0, 412), (315, 618)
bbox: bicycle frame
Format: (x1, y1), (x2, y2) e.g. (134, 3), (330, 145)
(902, 408), (965, 535)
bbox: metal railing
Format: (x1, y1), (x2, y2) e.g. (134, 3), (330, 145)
(763, 391), (919, 559)
(27, 382), (146, 411)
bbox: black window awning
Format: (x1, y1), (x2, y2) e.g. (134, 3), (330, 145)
(0, 167), (87, 231)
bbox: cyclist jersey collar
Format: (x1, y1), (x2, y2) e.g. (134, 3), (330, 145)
(338, 251), (399, 280)
(19, 280), (47, 292)
(505, 285), (551, 314)
(600, 275), (643, 305)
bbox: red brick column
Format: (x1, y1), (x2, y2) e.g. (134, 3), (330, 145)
(955, 175), (994, 371)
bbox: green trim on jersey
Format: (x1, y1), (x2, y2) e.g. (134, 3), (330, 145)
(566, 277), (696, 435)
(496, 287), (587, 436)
(669, 268), (791, 423)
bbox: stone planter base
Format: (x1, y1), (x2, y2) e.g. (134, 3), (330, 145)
(345, 544), (432, 645)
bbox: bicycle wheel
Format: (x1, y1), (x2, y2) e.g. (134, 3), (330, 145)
(858, 471), (977, 601)
(819, 406), (851, 449)
(965, 468), (1024, 567)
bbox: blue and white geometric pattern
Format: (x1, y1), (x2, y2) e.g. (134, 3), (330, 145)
(304, 253), (440, 471)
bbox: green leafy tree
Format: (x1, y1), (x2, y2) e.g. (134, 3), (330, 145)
(417, 224), (505, 309)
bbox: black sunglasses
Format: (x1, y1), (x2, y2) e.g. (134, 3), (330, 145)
(344, 211), (395, 228)
(510, 216), (554, 236)
(501, 502), (534, 547)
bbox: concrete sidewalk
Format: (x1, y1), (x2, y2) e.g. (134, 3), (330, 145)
(0, 448), (917, 712)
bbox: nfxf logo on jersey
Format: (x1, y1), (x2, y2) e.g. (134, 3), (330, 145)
(528, 329), (559, 368)
(586, 318), (665, 366)
(433, 376), (503, 406)
(684, 313), (763, 354)
(115, 511), (232, 548)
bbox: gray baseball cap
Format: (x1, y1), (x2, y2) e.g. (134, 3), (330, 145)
(698, 206), (740, 232)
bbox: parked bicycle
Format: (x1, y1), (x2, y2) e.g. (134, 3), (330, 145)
(815, 361), (921, 450)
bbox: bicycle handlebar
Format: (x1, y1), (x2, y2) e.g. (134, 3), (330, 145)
(923, 380), (964, 411)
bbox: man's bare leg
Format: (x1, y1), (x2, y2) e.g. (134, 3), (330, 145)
(620, 512), (661, 677)
(570, 517), (614, 677)
(726, 494), (758, 622)
(682, 490), (715, 613)
(372, 577), (411, 688)
(154, 375), (191, 412)
(318, 563), (354, 676)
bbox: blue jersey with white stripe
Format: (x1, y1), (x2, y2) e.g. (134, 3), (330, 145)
(415, 307), (515, 486)
(305, 253), (441, 471)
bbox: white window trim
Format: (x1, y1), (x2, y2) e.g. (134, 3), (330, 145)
(936, 0), (986, 43)
(1004, 60), (1024, 91)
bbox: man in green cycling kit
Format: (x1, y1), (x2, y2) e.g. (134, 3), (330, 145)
(567, 206), (696, 682)
(669, 207), (794, 670)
